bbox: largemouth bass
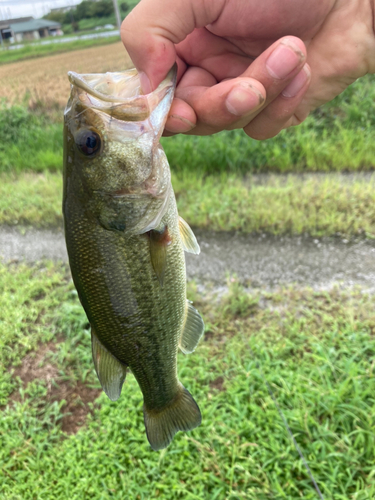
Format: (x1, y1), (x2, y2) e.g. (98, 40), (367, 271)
(63, 66), (204, 450)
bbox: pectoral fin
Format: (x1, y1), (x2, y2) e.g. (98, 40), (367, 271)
(149, 226), (171, 286)
(91, 327), (127, 401)
(179, 301), (205, 354)
(178, 217), (200, 254)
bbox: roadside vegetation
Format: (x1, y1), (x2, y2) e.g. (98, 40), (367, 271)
(2, 171), (375, 239)
(2, 73), (374, 174)
(1, 263), (374, 499)
(1, 73), (375, 238)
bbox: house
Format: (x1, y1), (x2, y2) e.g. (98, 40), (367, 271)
(0, 17), (62, 43)
(0, 17), (33, 42)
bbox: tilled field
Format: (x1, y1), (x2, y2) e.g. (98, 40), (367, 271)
(1, 41), (131, 107)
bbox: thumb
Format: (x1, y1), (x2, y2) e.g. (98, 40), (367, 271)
(121, 0), (223, 93)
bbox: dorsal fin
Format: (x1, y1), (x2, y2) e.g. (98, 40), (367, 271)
(178, 217), (200, 255)
(179, 301), (204, 354)
(91, 327), (127, 401)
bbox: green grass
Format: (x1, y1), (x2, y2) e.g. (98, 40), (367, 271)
(162, 73), (375, 174)
(0, 263), (70, 402)
(0, 106), (62, 173)
(162, 119), (375, 174)
(0, 173), (63, 228)
(173, 172), (375, 237)
(0, 36), (120, 65)
(2, 74), (375, 174)
(1, 263), (375, 498)
(2, 171), (375, 239)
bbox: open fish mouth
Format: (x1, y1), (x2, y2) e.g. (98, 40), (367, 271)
(65, 65), (176, 235)
(67, 66), (176, 122)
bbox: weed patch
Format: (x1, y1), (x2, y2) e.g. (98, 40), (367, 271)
(2, 172), (375, 239)
(1, 263), (375, 497)
(0, 106), (62, 174)
(0, 173), (63, 227)
(1, 73), (375, 174)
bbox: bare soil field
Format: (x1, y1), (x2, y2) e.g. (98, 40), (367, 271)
(0, 41), (131, 108)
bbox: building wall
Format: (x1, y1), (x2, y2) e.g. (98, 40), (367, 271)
(12, 24), (61, 43)
(18, 30), (40, 42)
(38, 28), (49, 38)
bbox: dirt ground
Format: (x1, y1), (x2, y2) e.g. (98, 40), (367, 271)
(8, 340), (101, 434)
(1, 41), (131, 108)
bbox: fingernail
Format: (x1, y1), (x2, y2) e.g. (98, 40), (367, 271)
(168, 115), (196, 133)
(225, 83), (264, 116)
(139, 71), (152, 94)
(266, 40), (305, 79)
(282, 65), (310, 97)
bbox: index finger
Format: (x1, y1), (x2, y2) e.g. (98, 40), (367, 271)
(121, 0), (225, 92)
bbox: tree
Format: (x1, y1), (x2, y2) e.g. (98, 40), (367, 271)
(44, 11), (65, 24)
(75, 1), (95, 21)
(120, 2), (129, 14)
(91, 0), (113, 17)
(72, 0), (113, 20)
(60, 0), (118, 26)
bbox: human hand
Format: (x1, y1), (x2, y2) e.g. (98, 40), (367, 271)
(121, 0), (311, 138)
(121, 0), (375, 139)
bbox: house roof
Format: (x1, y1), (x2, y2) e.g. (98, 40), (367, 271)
(0, 17), (33, 29)
(10, 18), (61, 34)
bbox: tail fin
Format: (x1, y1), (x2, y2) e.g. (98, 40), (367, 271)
(144, 384), (201, 451)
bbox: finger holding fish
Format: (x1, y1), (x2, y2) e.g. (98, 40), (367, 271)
(161, 36), (308, 136)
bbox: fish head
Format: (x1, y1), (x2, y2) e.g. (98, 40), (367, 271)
(63, 66), (176, 234)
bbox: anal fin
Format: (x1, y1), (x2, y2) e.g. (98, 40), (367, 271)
(178, 217), (200, 254)
(91, 327), (127, 401)
(179, 301), (204, 354)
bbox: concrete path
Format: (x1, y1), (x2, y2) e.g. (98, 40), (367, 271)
(1, 227), (375, 289)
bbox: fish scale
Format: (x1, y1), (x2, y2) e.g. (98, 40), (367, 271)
(63, 66), (204, 450)
(65, 194), (185, 409)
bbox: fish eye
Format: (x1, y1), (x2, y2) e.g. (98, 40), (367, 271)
(75, 129), (102, 157)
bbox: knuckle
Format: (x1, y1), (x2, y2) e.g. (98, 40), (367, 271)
(244, 125), (279, 141)
(290, 110), (309, 126)
(120, 12), (135, 44)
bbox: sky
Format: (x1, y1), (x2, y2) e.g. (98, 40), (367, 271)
(0, 0), (81, 20)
